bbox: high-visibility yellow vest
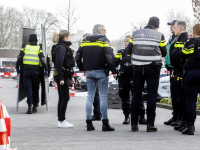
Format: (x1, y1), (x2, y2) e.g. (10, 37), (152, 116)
(23, 45), (40, 65)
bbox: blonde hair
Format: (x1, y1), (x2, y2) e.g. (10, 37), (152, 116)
(52, 30), (70, 43)
(125, 35), (132, 39)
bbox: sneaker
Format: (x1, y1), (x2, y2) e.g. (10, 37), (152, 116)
(57, 120), (74, 128)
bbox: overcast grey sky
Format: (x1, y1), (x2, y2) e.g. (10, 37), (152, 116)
(1, 0), (195, 40)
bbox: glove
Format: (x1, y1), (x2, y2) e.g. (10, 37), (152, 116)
(44, 71), (48, 77)
(16, 68), (20, 74)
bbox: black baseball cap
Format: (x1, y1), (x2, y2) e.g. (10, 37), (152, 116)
(167, 20), (176, 25)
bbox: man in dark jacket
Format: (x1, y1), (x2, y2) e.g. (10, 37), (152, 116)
(76, 24), (117, 132)
(15, 34), (48, 114)
(164, 20), (178, 125)
(168, 21), (188, 131)
(83, 33), (101, 121)
(126, 17), (167, 132)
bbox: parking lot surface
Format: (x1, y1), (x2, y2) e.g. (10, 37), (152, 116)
(0, 79), (200, 150)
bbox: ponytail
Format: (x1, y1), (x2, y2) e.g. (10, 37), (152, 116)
(52, 30), (70, 43)
(52, 32), (59, 43)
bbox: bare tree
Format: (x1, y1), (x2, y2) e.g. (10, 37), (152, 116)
(58, 0), (81, 32)
(22, 7), (59, 33)
(0, 5), (22, 48)
(192, 0), (200, 22)
(22, 7), (60, 45)
(130, 21), (147, 31)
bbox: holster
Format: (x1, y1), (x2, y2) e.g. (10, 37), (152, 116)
(62, 67), (74, 79)
(151, 62), (162, 74)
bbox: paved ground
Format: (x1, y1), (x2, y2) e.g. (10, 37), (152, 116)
(1, 78), (200, 150)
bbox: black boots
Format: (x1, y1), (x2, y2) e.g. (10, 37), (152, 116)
(139, 117), (147, 125)
(131, 124), (138, 132)
(102, 119), (115, 131)
(146, 124), (157, 132)
(27, 104), (32, 114)
(123, 117), (130, 124)
(86, 120), (95, 131)
(164, 117), (177, 125)
(171, 119), (182, 126)
(174, 120), (184, 130)
(32, 104), (37, 113)
(182, 123), (195, 135)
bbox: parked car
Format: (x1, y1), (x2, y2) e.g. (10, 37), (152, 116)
(142, 75), (170, 101)
(75, 75), (116, 91)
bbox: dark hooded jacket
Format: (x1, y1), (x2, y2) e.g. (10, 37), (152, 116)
(75, 34), (116, 74)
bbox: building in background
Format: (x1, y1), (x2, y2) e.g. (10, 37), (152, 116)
(0, 49), (19, 67)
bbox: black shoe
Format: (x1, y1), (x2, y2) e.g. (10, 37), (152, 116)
(131, 124), (138, 132)
(32, 105), (37, 113)
(179, 124), (187, 132)
(171, 119), (182, 126)
(86, 120), (95, 131)
(147, 124), (157, 132)
(164, 117), (177, 125)
(182, 125), (195, 135)
(102, 119), (115, 131)
(174, 120), (184, 130)
(27, 104), (32, 114)
(92, 115), (101, 121)
(139, 118), (147, 125)
(123, 117), (130, 124)
(41, 102), (46, 106)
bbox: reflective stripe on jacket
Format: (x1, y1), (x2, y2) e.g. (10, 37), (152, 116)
(130, 28), (165, 65)
(22, 45), (41, 65)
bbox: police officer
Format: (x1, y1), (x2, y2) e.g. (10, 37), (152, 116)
(169, 21), (188, 130)
(164, 20), (179, 125)
(126, 17), (167, 132)
(15, 34), (48, 114)
(115, 35), (147, 125)
(38, 53), (51, 106)
(179, 23), (200, 135)
(52, 30), (75, 128)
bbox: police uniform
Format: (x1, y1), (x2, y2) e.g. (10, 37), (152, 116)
(179, 37), (200, 135)
(38, 54), (51, 106)
(15, 34), (47, 114)
(115, 49), (146, 124)
(126, 17), (167, 132)
(169, 32), (188, 129)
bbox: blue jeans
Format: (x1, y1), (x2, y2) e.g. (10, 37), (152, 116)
(86, 69), (108, 120)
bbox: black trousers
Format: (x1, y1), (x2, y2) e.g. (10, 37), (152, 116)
(23, 70), (39, 105)
(54, 75), (70, 121)
(118, 76), (145, 118)
(170, 70), (186, 120)
(184, 69), (200, 124)
(93, 86), (101, 117)
(131, 65), (159, 125)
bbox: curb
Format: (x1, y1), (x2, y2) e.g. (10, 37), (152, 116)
(156, 103), (200, 116)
